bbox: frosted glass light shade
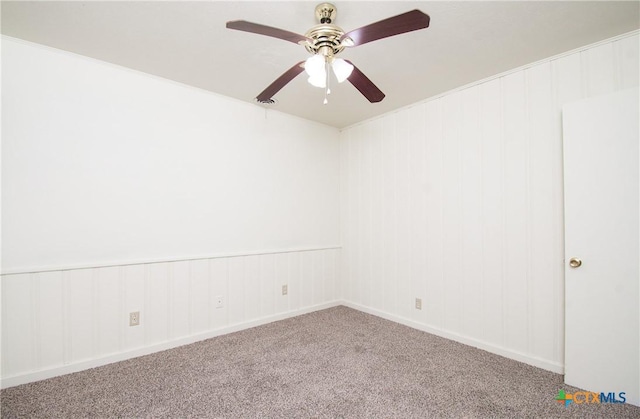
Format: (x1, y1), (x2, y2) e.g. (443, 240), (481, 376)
(305, 55), (325, 78)
(332, 58), (354, 83)
(307, 74), (326, 88)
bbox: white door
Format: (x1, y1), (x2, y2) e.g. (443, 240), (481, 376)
(563, 88), (639, 406)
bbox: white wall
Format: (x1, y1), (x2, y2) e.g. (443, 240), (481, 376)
(1, 38), (342, 387)
(339, 32), (639, 373)
(2, 37), (340, 273)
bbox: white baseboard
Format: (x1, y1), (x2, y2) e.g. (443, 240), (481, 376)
(342, 301), (565, 375)
(1, 301), (341, 389)
(2, 299), (564, 389)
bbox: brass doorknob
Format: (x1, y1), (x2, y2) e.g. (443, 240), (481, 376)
(569, 258), (582, 268)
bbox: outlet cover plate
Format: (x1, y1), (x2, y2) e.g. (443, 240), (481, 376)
(282, 284), (288, 296)
(129, 311), (140, 326)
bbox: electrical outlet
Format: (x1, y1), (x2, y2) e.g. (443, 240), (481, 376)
(215, 295), (224, 308)
(415, 298), (422, 310)
(282, 284), (288, 296)
(129, 311), (140, 326)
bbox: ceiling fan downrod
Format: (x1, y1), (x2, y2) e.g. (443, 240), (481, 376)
(315, 2), (336, 24)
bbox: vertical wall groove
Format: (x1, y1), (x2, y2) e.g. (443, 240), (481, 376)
(499, 76), (507, 348)
(456, 96), (463, 333)
(421, 105), (428, 323)
(369, 124), (374, 309)
(117, 266), (124, 352)
(30, 274), (40, 370)
(1, 278), (6, 374)
(580, 50), (589, 98)
(167, 263), (174, 339)
(187, 261), (193, 335)
(438, 99), (445, 330)
(143, 265), (149, 345)
(224, 258), (230, 326)
(613, 41), (622, 90)
(550, 58), (563, 365)
(407, 111), (413, 318)
(478, 89), (485, 342)
(524, 70), (532, 355)
(393, 115), (399, 314)
(91, 269), (99, 360)
(62, 270), (71, 365)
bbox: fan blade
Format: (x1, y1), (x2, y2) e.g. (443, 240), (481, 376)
(226, 20), (311, 45)
(345, 61), (385, 103)
(256, 62), (305, 102)
(341, 10), (430, 47)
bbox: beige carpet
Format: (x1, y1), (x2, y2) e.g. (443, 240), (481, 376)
(2, 306), (639, 418)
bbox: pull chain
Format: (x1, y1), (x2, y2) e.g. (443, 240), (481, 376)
(323, 57), (330, 105)
(327, 62), (331, 95)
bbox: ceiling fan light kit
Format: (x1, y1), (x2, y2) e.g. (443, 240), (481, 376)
(304, 55), (353, 86)
(226, 3), (430, 105)
(331, 58), (354, 83)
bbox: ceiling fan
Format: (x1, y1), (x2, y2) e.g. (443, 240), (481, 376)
(226, 3), (430, 105)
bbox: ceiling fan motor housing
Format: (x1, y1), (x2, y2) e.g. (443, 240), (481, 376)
(304, 24), (345, 57)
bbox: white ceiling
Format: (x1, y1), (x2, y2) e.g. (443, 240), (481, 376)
(2, 1), (639, 128)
